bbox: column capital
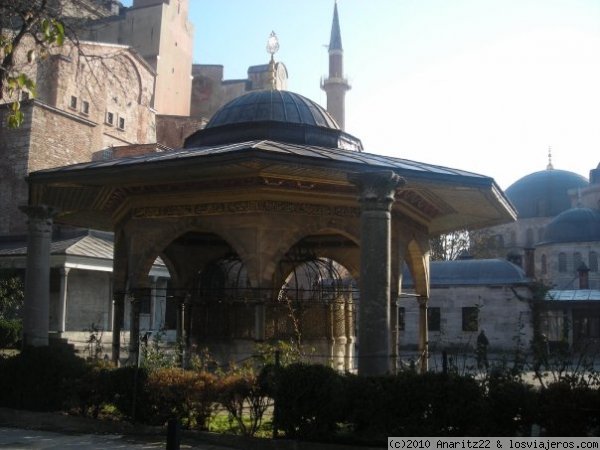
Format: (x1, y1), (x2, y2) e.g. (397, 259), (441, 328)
(19, 205), (57, 234)
(349, 171), (405, 211)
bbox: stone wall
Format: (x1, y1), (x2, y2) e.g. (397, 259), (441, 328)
(0, 41), (156, 234)
(156, 115), (206, 148)
(85, 0), (193, 116)
(398, 284), (533, 353)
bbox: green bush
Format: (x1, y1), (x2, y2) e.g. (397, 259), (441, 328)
(269, 363), (346, 440)
(0, 318), (21, 348)
(483, 371), (538, 436)
(345, 372), (484, 440)
(538, 382), (600, 436)
(0, 346), (88, 411)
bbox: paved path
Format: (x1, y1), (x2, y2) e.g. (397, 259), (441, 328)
(0, 427), (235, 450)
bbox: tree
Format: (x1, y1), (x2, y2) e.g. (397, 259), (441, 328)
(429, 229), (471, 261)
(0, 270), (24, 320)
(0, 0), (66, 127)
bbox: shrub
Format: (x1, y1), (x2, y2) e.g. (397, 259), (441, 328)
(0, 318), (21, 348)
(139, 368), (218, 429)
(269, 363), (345, 440)
(483, 371), (538, 436)
(345, 372), (484, 440)
(0, 346), (88, 411)
(217, 368), (271, 436)
(538, 382), (600, 436)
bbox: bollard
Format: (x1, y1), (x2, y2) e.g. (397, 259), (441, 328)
(166, 418), (181, 450)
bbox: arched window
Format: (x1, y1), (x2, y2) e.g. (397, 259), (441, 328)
(574, 252), (582, 271)
(496, 234), (504, 248)
(526, 228), (534, 247)
(589, 251), (598, 272)
(538, 227), (545, 242)
(541, 254), (547, 275)
(558, 252), (567, 273)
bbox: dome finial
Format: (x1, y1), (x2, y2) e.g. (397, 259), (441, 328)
(266, 31), (280, 90)
(546, 146), (554, 170)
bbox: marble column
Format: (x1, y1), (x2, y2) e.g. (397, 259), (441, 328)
(21, 205), (55, 347)
(417, 295), (429, 373)
(350, 171), (404, 376)
(57, 267), (71, 334)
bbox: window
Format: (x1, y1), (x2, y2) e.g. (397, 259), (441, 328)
(106, 111), (114, 126)
(81, 100), (89, 115)
(462, 307), (479, 332)
(69, 95), (77, 109)
(428, 307), (440, 332)
(525, 228), (534, 247)
(574, 252), (583, 271)
(590, 252), (598, 272)
(558, 252), (567, 273)
(495, 234), (504, 248)
(118, 116), (125, 130)
(397, 307), (405, 331)
(538, 227), (545, 242)
(541, 254), (547, 275)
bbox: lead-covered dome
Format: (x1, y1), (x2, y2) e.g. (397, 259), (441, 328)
(184, 90), (363, 151)
(505, 169), (589, 218)
(206, 90), (340, 130)
(542, 207), (600, 244)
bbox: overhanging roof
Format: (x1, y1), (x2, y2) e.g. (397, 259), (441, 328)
(27, 140), (516, 234)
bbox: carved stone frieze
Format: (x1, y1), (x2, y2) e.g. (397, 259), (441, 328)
(132, 200), (361, 219)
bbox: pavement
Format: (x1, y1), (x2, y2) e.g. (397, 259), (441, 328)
(0, 427), (235, 449)
(0, 408), (381, 450)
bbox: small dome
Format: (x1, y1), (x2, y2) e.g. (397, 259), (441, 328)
(185, 90), (363, 151)
(542, 207), (600, 244)
(505, 169), (589, 218)
(206, 90), (340, 130)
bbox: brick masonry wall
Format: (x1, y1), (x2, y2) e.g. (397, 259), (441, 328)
(0, 42), (156, 234)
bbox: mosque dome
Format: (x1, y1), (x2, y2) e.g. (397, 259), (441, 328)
(505, 169), (589, 218)
(184, 90), (363, 151)
(542, 207), (600, 244)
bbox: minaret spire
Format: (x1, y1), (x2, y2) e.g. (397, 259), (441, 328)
(321, 1), (350, 130)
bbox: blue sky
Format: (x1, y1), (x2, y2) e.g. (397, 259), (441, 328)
(122, 0), (600, 189)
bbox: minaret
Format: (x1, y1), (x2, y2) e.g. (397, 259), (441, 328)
(321, 1), (350, 130)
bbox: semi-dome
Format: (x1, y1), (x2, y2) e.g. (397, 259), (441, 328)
(505, 169), (589, 218)
(541, 207), (600, 244)
(184, 90), (363, 151)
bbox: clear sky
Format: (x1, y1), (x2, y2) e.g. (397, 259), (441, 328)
(122, 0), (600, 190)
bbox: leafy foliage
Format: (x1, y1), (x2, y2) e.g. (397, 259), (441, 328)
(0, 271), (24, 320)
(430, 229), (471, 261)
(1, 0), (66, 126)
(0, 318), (21, 348)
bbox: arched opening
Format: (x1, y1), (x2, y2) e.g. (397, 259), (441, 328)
(270, 234), (359, 371)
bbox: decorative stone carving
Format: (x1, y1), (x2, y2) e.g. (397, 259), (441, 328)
(132, 200), (361, 219)
(349, 170), (405, 211)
